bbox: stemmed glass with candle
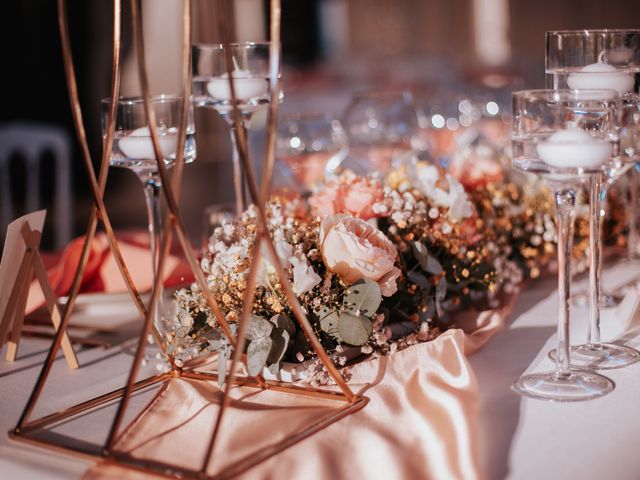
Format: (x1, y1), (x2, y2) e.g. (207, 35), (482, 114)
(341, 91), (422, 177)
(102, 95), (196, 336)
(276, 113), (348, 192)
(511, 89), (618, 401)
(546, 29), (640, 369)
(192, 42), (279, 215)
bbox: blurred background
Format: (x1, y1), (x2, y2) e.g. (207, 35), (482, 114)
(2, 0), (640, 250)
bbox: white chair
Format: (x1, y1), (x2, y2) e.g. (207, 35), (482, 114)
(0, 122), (72, 248)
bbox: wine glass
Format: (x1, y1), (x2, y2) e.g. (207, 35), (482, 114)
(341, 91), (422, 176)
(276, 113), (348, 192)
(511, 89), (617, 401)
(546, 29), (640, 369)
(102, 95), (196, 336)
(192, 42), (280, 215)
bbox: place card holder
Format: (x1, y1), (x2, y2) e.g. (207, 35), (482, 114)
(0, 214), (78, 368)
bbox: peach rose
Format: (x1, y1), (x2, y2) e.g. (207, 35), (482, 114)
(319, 214), (401, 296)
(309, 175), (386, 220)
(448, 148), (504, 190)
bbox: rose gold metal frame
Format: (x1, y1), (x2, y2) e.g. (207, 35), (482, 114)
(9, 0), (367, 478)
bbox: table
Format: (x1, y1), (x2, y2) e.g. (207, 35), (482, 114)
(1, 260), (639, 480)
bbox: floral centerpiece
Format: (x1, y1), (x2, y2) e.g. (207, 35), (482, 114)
(167, 155), (627, 384)
(168, 166), (507, 383)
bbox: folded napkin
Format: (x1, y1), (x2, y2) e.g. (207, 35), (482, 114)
(84, 294), (515, 480)
(26, 231), (194, 315)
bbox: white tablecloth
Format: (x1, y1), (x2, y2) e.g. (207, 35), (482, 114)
(1, 260), (640, 480)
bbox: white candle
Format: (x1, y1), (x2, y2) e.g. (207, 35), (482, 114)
(207, 57), (269, 102)
(537, 128), (611, 168)
(567, 62), (635, 95)
(118, 126), (178, 160)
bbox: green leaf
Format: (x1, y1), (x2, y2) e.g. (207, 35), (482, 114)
(247, 337), (272, 376)
(320, 311), (341, 340)
(407, 270), (430, 288)
(412, 242), (443, 275)
(266, 327), (290, 366)
(343, 278), (382, 317)
(435, 277), (447, 318)
(217, 347), (228, 387)
(338, 312), (373, 346)
(246, 315), (273, 341)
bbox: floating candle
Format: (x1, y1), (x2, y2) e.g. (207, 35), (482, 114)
(206, 58), (269, 102)
(567, 62), (635, 94)
(536, 128), (611, 168)
(118, 126), (178, 160)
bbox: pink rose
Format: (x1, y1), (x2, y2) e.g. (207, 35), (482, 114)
(309, 175), (386, 220)
(319, 214), (401, 296)
(308, 184), (340, 218)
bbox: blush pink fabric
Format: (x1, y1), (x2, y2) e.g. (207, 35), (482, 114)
(83, 296), (514, 480)
(26, 231), (194, 314)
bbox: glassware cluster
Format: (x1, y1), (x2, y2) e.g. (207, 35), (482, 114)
(511, 29), (640, 402)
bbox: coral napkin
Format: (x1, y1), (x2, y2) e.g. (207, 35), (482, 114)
(84, 295), (514, 480)
(26, 231), (194, 315)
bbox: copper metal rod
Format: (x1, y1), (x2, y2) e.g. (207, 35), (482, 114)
(16, 0), (133, 431)
(106, 0), (176, 450)
(19, 373), (169, 434)
(181, 370), (362, 402)
(201, 233), (264, 472)
(220, 0), (354, 400)
(121, 0), (234, 344)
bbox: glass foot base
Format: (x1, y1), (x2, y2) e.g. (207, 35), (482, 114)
(549, 343), (640, 370)
(570, 291), (625, 309)
(511, 371), (614, 402)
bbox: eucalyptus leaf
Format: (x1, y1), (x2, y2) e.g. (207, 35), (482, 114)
(343, 278), (382, 317)
(426, 256), (443, 275)
(217, 347), (228, 388)
(412, 241), (430, 271)
(175, 326), (190, 339)
(266, 327), (290, 366)
(267, 363), (280, 375)
(407, 270), (430, 289)
(412, 242), (443, 275)
(314, 304), (332, 320)
(246, 315), (273, 341)
(247, 337), (272, 376)
(320, 311), (341, 339)
(337, 312), (373, 346)
(435, 277), (447, 318)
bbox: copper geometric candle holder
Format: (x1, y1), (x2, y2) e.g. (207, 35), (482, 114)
(9, 0), (367, 478)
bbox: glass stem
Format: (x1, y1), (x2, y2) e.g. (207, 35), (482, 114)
(554, 188), (577, 379)
(588, 175), (603, 348)
(229, 123), (245, 216)
(142, 175), (164, 334)
(629, 168), (639, 259)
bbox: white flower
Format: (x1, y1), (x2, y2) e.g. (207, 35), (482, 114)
(178, 308), (193, 328)
(289, 253), (321, 295)
(256, 237), (294, 289)
(409, 163), (473, 222)
(444, 174), (473, 221)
